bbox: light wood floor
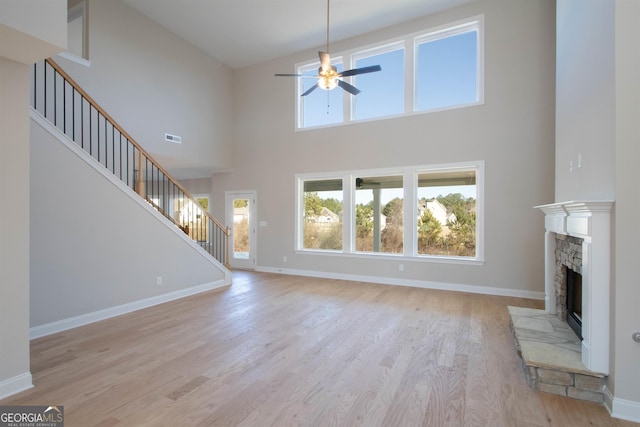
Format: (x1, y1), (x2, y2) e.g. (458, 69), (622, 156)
(2, 271), (636, 426)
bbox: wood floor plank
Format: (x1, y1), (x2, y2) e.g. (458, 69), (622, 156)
(1, 271), (636, 426)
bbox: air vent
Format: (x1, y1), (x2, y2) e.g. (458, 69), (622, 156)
(164, 133), (182, 144)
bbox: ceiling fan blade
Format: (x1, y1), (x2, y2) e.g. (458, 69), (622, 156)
(274, 73), (319, 78)
(319, 51), (331, 73)
(339, 65), (382, 77)
(337, 80), (361, 95)
(301, 84), (320, 97)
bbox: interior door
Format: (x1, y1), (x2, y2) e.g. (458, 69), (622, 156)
(226, 191), (256, 269)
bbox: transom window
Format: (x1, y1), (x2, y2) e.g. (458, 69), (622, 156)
(295, 16), (483, 129)
(296, 161), (484, 263)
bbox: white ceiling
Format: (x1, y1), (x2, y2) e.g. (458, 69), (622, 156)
(121, 0), (474, 69)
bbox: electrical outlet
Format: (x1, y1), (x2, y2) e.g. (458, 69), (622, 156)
(283, 255), (287, 263)
(399, 264), (404, 272)
(156, 276), (162, 286)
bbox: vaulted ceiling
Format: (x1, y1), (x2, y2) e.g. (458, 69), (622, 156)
(121, 0), (475, 69)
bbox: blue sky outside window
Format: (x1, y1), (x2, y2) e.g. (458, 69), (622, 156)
(416, 30), (478, 111)
(353, 48), (404, 120)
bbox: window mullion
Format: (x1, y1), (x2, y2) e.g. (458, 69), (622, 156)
(405, 39), (414, 114)
(343, 174), (353, 252)
(404, 170), (417, 256)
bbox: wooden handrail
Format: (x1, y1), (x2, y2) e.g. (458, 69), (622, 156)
(45, 58), (230, 236)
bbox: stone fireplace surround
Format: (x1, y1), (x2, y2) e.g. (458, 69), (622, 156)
(554, 234), (583, 325)
(535, 201), (614, 374)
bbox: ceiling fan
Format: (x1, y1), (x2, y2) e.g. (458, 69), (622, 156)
(275, 0), (382, 96)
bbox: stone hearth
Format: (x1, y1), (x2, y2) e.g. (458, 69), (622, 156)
(509, 306), (605, 403)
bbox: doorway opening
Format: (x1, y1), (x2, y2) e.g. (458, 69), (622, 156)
(225, 191), (256, 269)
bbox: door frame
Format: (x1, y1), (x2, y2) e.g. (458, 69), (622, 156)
(225, 190), (257, 270)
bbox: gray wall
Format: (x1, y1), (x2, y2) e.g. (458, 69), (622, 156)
(55, 0), (234, 179)
(29, 117), (227, 328)
(212, 0), (556, 296)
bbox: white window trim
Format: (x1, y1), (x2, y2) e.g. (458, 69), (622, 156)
(294, 14), (484, 131)
(295, 160), (485, 265)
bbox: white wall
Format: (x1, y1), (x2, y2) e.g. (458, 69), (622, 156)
(0, 58), (32, 398)
(0, 0), (66, 63)
(555, 0), (616, 201)
(0, 0), (66, 399)
(612, 0), (640, 417)
(55, 0), (234, 179)
(29, 116), (227, 328)
(212, 0), (555, 296)
(557, 0), (640, 419)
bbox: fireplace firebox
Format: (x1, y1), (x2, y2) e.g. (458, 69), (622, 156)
(566, 266), (582, 339)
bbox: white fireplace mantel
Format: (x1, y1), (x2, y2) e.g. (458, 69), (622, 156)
(534, 200), (613, 374)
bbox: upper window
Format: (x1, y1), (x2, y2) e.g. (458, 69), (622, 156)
(352, 45), (405, 121)
(415, 24), (479, 111)
(295, 16), (483, 129)
(298, 60), (344, 128)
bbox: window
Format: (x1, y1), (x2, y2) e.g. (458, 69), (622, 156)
(295, 16), (483, 129)
(301, 179), (343, 250)
(417, 169), (477, 257)
(415, 24), (479, 111)
(352, 45), (404, 121)
(296, 161), (483, 262)
(298, 60), (344, 128)
(354, 175), (403, 253)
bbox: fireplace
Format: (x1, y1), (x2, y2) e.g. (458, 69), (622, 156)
(566, 266), (582, 339)
(535, 201), (613, 374)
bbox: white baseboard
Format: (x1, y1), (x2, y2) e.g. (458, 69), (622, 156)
(0, 372), (33, 401)
(256, 266), (545, 300)
(30, 279), (230, 340)
(604, 386), (640, 423)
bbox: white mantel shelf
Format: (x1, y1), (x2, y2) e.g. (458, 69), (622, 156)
(534, 200), (614, 375)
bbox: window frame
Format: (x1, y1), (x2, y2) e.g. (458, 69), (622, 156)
(295, 160), (484, 265)
(294, 15), (484, 131)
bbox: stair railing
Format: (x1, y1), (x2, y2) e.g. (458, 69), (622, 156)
(32, 58), (230, 268)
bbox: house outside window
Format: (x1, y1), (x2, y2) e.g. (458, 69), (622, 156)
(301, 179), (343, 250)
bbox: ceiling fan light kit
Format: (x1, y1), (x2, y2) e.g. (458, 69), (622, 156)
(275, 0), (381, 97)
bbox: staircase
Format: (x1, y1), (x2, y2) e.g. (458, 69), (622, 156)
(31, 58), (230, 268)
